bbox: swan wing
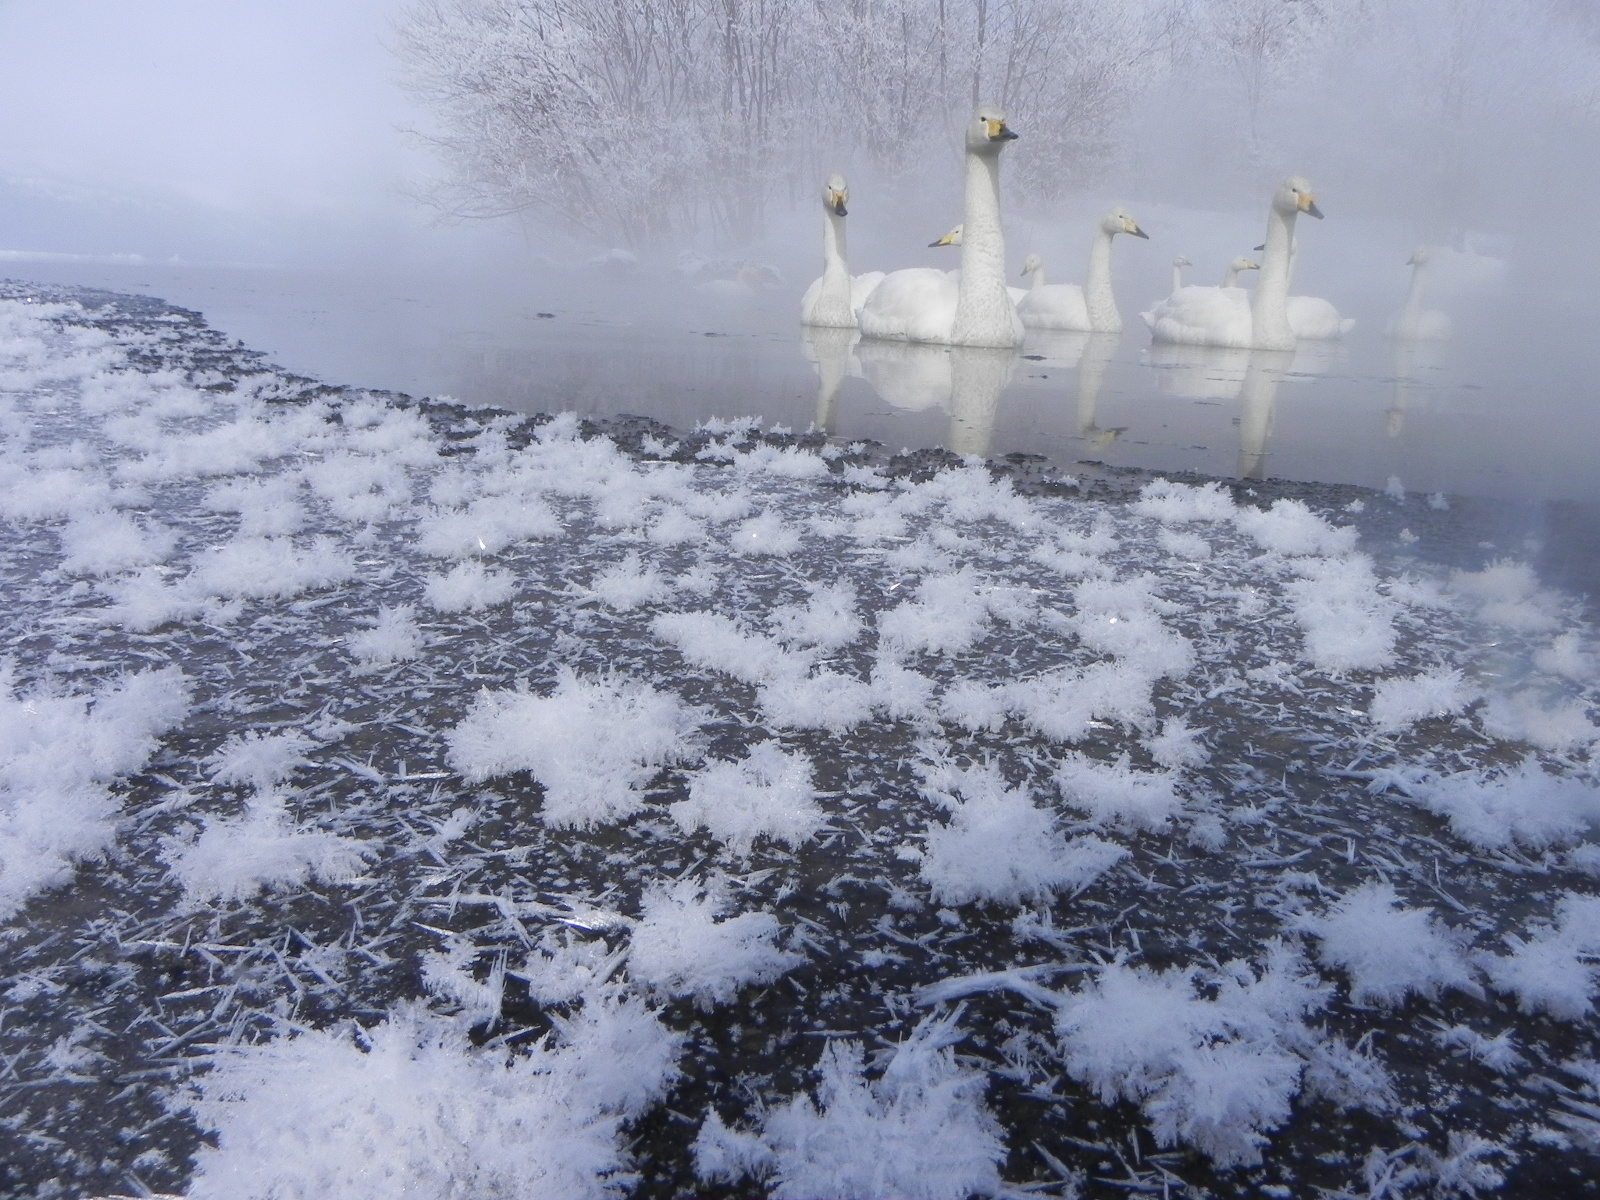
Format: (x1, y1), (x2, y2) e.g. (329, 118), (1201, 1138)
(800, 275), (824, 322)
(849, 271), (887, 317)
(1017, 283), (1091, 331)
(1285, 295), (1350, 340)
(1146, 285), (1252, 348)
(857, 268), (959, 344)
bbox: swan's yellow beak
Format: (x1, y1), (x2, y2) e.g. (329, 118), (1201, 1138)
(929, 228), (959, 247)
(985, 118), (1018, 141)
(829, 190), (848, 217)
(1299, 193), (1325, 219)
(1126, 220), (1149, 239)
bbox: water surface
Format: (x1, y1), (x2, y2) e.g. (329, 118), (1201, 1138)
(10, 257), (1598, 507)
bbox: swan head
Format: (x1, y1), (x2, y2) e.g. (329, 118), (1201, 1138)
(1231, 256), (1261, 272)
(929, 224), (963, 248)
(1276, 175), (1323, 219)
(1406, 245), (1434, 266)
(966, 105), (1018, 152)
(1173, 256), (1191, 268)
(1022, 253), (1042, 276)
(823, 174), (849, 217)
(1102, 206), (1149, 239)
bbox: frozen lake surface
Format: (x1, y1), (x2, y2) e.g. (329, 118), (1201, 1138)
(1, 283), (1599, 1199)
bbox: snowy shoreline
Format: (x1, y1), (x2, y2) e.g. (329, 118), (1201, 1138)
(2, 281), (1598, 1199)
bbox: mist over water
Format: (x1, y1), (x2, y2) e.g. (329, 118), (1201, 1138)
(2, 0), (1598, 505)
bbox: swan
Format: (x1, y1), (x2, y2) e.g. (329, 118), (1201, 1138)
(800, 175), (885, 327)
(1170, 256), (1191, 293)
(1222, 256), (1259, 287)
(1387, 246), (1452, 341)
(1014, 208), (1148, 333)
(857, 106), (1023, 347)
(1143, 176), (1322, 350)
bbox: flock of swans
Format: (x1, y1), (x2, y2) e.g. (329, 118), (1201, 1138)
(797, 104), (1453, 473)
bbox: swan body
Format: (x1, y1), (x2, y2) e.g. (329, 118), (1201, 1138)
(1144, 176), (1322, 350)
(858, 107), (1023, 347)
(1286, 295), (1356, 339)
(1143, 285), (1256, 348)
(1387, 246), (1452, 341)
(1015, 208), (1147, 333)
(801, 175), (885, 326)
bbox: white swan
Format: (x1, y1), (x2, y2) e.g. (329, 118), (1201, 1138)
(1221, 256), (1260, 287)
(800, 175), (885, 327)
(857, 106), (1023, 348)
(1143, 176), (1322, 350)
(1014, 208), (1148, 333)
(1387, 246), (1452, 341)
(1170, 256), (1191, 293)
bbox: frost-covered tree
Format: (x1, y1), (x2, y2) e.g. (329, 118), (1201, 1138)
(395, 0), (1173, 246)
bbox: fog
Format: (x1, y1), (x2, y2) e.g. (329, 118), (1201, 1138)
(3, 0), (1599, 506)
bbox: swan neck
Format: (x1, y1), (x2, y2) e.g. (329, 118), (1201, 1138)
(1223, 266), (1238, 288)
(1251, 205), (1297, 350)
(1401, 257), (1429, 318)
(1083, 228), (1121, 333)
(823, 207), (847, 272)
(811, 206), (853, 324)
(1171, 264), (1184, 293)
(1030, 265), (1045, 290)
(951, 148), (1019, 347)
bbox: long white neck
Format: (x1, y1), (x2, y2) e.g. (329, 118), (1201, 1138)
(1171, 263), (1185, 293)
(1083, 228), (1121, 333)
(1223, 264), (1249, 288)
(1251, 205), (1298, 350)
(811, 207), (854, 326)
(1029, 265), (1045, 289)
(951, 149), (1020, 347)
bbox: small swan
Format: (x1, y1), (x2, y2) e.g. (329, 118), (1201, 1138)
(857, 105), (1024, 347)
(1143, 175), (1323, 350)
(1221, 256), (1260, 287)
(1015, 207), (1148, 333)
(1387, 246), (1451, 341)
(1170, 256), (1191, 293)
(800, 175), (885, 327)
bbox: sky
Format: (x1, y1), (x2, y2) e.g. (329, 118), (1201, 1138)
(0, 0), (450, 265)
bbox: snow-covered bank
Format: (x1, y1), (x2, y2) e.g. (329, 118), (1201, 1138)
(1, 282), (1597, 1199)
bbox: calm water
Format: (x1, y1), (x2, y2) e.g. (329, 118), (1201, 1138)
(10, 257), (1599, 506)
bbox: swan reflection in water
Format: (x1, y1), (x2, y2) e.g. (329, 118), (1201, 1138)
(1147, 342), (1341, 478)
(810, 328), (1119, 460)
(1385, 337), (1450, 438)
(799, 325), (861, 434)
(841, 340), (1017, 457)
